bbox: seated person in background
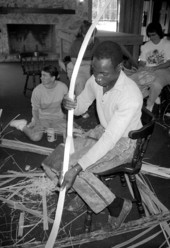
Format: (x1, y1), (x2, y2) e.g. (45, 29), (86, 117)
(44, 41), (143, 229)
(10, 65), (68, 142)
(131, 22), (170, 112)
(67, 20), (99, 117)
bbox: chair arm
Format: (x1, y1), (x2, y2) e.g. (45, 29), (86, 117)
(129, 120), (155, 140)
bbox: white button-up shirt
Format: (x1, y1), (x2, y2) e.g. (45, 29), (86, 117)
(74, 71), (143, 170)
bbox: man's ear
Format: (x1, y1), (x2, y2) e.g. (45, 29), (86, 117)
(115, 62), (123, 73)
(53, 75), (58, 81)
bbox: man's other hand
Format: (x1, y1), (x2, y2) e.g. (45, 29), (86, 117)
(60, 164), (82, 191)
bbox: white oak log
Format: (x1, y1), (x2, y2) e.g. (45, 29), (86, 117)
(0, 138), (53, 155)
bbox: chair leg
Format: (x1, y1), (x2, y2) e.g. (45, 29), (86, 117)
(84, 206), (93, 233)
(32, 75), (36, 89)
(128, 174), (145, 217)
(23, 75), (29, 95)
(39, 75), (41, 84)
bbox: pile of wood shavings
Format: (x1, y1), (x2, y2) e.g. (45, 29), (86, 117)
(22, 176), (56, 196)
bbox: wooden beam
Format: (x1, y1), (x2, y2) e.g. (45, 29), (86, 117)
(0, 138), (53, 155)
(0, 7), (75, 15)
(9, 211), (170, 248)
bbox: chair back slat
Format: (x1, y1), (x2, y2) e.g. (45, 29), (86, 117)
(19, 52), (47, 76)
(19, 52), (47, 95)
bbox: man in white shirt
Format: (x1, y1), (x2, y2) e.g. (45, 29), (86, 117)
(45, 41), (143, 229)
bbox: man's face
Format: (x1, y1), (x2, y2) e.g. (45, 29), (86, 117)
(41, 71), (55, 88)
(92, 57), (119, 89)
(148, 32), (160, 44)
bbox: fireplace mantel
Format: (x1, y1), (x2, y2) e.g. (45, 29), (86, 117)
(0, 7), (75, 15)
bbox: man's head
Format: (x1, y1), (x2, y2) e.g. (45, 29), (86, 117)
(92, 41), (123, 90)
(41, 65), (59, 89)
(93, 41), (123, 69)
(42, 65), (59, 79)
(77, 20), (97, 39)
(77, 20), (91, 38)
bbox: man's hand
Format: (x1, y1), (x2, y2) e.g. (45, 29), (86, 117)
(60, 164), (82, 191)
(62, 95), (77, 110)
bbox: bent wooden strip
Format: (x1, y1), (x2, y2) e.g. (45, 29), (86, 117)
(45, 0), (113, 247)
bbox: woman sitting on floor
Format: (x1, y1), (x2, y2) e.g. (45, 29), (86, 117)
(10, 65), (68, 141)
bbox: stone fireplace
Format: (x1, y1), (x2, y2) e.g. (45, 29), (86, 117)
(7, 24), (56, 54)
(0, 0), (90, 62)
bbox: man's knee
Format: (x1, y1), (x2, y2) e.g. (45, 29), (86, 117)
(150, 81), (163, 93)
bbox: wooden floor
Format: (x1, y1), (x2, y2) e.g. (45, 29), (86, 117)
(0, 62), (170, 247)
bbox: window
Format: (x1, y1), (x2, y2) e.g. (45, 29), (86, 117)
(92, 0), (118, 32)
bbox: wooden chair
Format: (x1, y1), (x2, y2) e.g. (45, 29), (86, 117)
(19, 52), (47, 95)
(84, 106), (155, 232)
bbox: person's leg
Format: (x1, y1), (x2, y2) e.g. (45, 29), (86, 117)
(70, 137), (135, 213)
(10, 119), (44, 141)
(67, 169), (132, 229)
(50, 118), (67, 137)
(71, 168), (132, 229)
(41, 133), (133, 228)
(147, 69), (170, 111)
(146, 79), (163, 111)
(72, 171), (116, 213)
(130, 69), (155, 99)
(69, 138), (134, 228)
(23, 125), (44, 141)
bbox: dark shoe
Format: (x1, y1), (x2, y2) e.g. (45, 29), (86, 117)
(108, 199), (132, 229)
(64, 195), (85, 212)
